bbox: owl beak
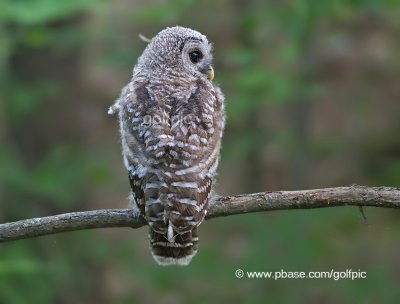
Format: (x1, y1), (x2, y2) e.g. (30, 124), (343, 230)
(207, 66), (214, 81)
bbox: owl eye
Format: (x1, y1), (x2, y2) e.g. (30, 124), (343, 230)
(189, 51), (203, 63)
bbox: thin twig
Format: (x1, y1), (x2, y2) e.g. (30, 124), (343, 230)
(1, 185), (399, 242)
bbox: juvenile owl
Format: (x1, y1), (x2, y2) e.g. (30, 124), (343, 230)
(109, 26), (225, 266)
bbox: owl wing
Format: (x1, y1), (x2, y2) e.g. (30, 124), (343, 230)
(128, 172), (145, 215)
(109, 82), (149, 214)
(114, 77), (224, 224)
(196, 176), (212, 219)
(184, 81), (225, 223)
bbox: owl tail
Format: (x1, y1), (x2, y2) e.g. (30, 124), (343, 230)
(150, 227), (199, 266)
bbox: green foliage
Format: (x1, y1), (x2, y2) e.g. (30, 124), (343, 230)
(0, 0), (98, 25)
(4, 80), (61, 121)
(130, 0), (195, 23)
(1, 0), (400, 303)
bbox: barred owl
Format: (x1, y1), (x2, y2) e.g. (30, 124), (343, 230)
(108, 26), (225, 266)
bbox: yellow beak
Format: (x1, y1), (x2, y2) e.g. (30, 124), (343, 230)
(207, 66), (214, 81)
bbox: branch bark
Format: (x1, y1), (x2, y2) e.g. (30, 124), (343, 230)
(1, 185), (399, 242)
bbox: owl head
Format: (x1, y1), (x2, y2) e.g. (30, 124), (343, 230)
(135, 26), (214, 81)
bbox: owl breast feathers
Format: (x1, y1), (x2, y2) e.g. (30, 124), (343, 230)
(109, 26), (225, 266)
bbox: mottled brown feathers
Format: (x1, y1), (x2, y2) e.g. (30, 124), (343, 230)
(109, 26), (225, 265)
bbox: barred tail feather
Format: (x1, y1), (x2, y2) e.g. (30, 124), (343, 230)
(150, 227), (198, 266)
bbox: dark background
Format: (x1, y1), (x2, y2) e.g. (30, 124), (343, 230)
(1, 0), (399, 303)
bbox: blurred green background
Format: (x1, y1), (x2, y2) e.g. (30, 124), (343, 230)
(1, 0), (400, 303)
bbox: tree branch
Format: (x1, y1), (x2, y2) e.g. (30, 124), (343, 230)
(1, 185), (399, 242)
